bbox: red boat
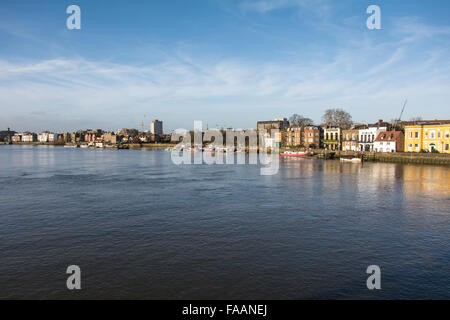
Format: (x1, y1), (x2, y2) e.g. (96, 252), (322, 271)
(280, 151), (312, 157)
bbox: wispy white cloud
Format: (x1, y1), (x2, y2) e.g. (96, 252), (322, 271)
(239, 0), (331, 17)
(1, 33), (449, 132)
(392, 16), (450, 43)
(1, 10), (450, 132)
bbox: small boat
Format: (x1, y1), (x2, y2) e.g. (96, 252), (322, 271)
(64, 144), (79, 148)
(80, 144), (89, 148)
(340, 156), (362, 163)
(280, 151), (312, 157)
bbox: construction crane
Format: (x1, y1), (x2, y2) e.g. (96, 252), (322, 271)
(394, 99), (407, 129)
(141, 114), (147, 133)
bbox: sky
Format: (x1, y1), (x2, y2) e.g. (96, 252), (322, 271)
(0, 0), (449, 133)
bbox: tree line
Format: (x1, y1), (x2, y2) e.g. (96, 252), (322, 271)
(289, 108), (353, 129)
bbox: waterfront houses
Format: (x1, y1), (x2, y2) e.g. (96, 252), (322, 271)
(303, 126), (322, 149)
(374, 130), (404, 153)
(0, 128), (15, 143)
(257, 118), (289, 149)
(404, 122), (450, 154)
(358, 121), (388, 152)
(323, 127), (341, 151)
(257, 118), (289, 133)
(38, 132), (58, 143)
(286, 127), (302, 147)
(12, 133), (22, 143)
(20, 132), (36, 142)
(342, 129), (359, 151)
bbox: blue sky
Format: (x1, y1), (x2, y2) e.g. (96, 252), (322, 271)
(1, 0), (450, 132)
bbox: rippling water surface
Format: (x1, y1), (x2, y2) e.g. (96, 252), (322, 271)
(0, 145), (449, 299)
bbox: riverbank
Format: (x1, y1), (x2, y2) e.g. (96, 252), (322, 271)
(310, 150), (450, 166)
(3, 143), (449, 166)
(2, 142), (177, 148)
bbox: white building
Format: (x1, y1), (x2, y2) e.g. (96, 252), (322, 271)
(150, 120), (163, 134)
(374, 131), (404, 153)
(21, 133), (36, 142)
(38, 132), (58, 142)
(359, 126), (387, 152)
(323, 127), (341, 151)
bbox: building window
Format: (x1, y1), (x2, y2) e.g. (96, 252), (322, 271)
(415, 144), (419, 150)
(409, 144), (412, 151)
(446, 144), (449, 152)
(446, 132), (449, 138)
(409, 132), (413, 138)
(415, 132), (419, 138)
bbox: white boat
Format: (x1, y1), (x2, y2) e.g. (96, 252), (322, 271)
(64, 144), (79, 148)
(340, 157), (362, 163)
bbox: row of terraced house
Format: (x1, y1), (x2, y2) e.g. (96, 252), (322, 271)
(258, 119), (450, 154)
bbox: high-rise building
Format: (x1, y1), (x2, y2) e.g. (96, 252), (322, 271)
(150, 120), (163, 134)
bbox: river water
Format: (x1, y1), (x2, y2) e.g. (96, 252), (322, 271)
(0, 145), (448, 299)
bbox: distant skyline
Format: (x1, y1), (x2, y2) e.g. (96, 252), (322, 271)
(1, 0), (450, 132)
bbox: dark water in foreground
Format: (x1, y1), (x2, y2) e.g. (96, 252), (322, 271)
(0, 145), (449, 299)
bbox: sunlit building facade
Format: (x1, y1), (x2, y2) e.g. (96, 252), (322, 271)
(405, 123), (450, 153)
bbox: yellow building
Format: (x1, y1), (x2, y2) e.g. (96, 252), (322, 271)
(404, 123), (450, 153)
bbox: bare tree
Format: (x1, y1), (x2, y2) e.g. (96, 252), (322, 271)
(289, 114), (314, 127)
(322, 108), (353, 129)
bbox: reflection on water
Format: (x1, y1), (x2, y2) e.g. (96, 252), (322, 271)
(0, 146), (449, 299)
(280, 158), (450, 199)
(402, 165), (450, 198)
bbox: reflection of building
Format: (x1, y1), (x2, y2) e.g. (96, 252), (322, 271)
(404, 123), (450, 153)
(303, 126), (322, 149)
(150, 120), (163, 134)
(374, 130), (404, 153)
(323, 127), (341, 151)
(402, 165), (450, 198)
(342, 129), (359, 151)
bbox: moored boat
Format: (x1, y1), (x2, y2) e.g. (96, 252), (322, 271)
(340, 156), (362, 163)
(280, 151), (312, 157)
(64, 144), (79, 148)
